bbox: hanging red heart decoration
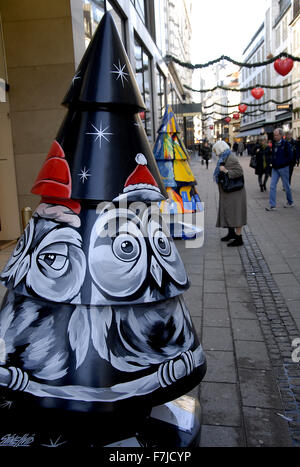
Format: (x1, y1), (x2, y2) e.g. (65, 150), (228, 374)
(225, 117), (231, 123)
(274, 58), (294, 76)
(233, 113), (240, 120)
(209, 125), (214, 129)
(251, 87), (264, 100)
(238, 104), (247, 113)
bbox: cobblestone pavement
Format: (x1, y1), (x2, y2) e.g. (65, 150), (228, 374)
(176, 151), (300, 447)
(0, 152), (300, 447)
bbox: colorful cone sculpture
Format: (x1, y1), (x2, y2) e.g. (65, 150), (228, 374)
(153, 105), (203, 239)
(0, 13), (206, 447)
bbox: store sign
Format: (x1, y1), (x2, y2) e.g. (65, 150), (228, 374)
(276, 104), (292, 111)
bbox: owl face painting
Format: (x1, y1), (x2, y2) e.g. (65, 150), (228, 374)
(1, 202), (188, 305)
(89, 203), (188, 304)
(1, 216), (86, 303)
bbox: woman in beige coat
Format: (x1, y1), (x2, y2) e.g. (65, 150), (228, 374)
(212, 140), (247, 246)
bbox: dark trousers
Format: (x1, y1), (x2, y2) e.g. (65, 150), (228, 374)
(258, 174), (269, 188)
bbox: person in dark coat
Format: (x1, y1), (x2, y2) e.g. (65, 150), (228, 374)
(266, 128), (294, 211)
(213, 140), (247, 247)
(253, 135), (272, 192)
(202, 141), (211, 169)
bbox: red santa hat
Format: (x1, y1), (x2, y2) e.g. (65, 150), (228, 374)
(31, 140), (81, 213)
(114, 154), (165, 202)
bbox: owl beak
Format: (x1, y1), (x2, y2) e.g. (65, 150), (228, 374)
(150, 256), (163, 288)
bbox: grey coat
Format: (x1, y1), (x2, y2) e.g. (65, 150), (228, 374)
(216, 153), (247, 228)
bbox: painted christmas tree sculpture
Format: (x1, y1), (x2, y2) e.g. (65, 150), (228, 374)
(0, 13), (206, 447)
(153, 105), (203, 239)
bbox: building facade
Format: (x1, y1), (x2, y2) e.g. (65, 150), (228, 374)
(291, 0), (300, 137)
(239, 0), (295, 140)
(0, 0), (192, 241)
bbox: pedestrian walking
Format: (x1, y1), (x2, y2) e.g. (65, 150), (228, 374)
(213, 140), (247, 247)
(266, 128), (294, 211)
(285, 130), (299, 185)
(238, 141), (244, 157)
(253, 135), (272, 192)
(233, 141), (238, 154)
(202, 141), (211, 169)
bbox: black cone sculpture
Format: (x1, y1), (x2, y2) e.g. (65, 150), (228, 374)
(0, 12), (206, 447)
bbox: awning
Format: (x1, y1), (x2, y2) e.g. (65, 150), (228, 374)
(236, 128), (264, 137)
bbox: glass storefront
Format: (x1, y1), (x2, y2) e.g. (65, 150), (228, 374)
(83, 0), (126, 48)
(130, 0), (146, 24)
(155, 66), (166, 123)
(134, 37), (153, 141)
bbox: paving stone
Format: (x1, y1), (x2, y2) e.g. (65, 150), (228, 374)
(229, 301), (257, 319)
(243, 407), (293, 447)
(188, 274), (203, 287)
(227, 288), (252, 302)
(200, 425), (245, 447)
(204, 350), (237, 383)
(225, 275), (248, 288)
(202, 326), (233, 351)
(200, 382), (242, 427)
(203, 292), (227, 309)
(235, 340), (271, 370)
(203, 280), (226, 293)
(203, 308), (230, 327)
(232, 319), (264, 341)
(239, 368), (283, 409)
(204, 269), (225, 281)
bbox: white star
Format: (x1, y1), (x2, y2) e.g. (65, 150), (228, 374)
(86, 122), (113, 149)
(0, 400), (13, 409)
(78, 167), (91, 183)
(110, 60), (129, 87)
(41, 436), (67, 448)
(72, 73), (81, 86)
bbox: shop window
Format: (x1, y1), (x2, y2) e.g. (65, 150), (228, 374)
(83, 0), (126, 49)
(134, 37), (153, 141)
(130, 0), (146, 24)
(155, 66), (166, 122)
(275, 25), (281, 49)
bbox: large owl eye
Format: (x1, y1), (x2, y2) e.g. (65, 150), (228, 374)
(153, 230), (171, 257)
(37, 243), (69, 278)
(38, 253), (68, 271)
(89, 208), (148, 300)
(112, 235), (140, 262)
(145, 211), (188, 287)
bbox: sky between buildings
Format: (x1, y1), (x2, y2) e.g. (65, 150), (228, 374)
(191, 0), (269, 63)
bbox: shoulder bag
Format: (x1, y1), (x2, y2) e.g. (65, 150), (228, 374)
(219, 173), (244, 192)
(249, 154), (257, 168)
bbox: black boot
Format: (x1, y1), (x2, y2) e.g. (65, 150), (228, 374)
(221, 228), (236, 242)
(227, 235), (243, 247)
(260, 185), (264, 192)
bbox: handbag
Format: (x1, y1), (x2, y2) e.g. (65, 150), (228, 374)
(219, 173), (244, 192)
(249, 154), (257, 169)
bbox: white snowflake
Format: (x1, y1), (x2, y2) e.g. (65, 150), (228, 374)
(41, 435), (67, 448)
(78, 167), (91, 183)
(110, 60), (129, 87)
(72, 73), (81, 86)
(0, 400), (13, 409)
(86, 122), (113, 149)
